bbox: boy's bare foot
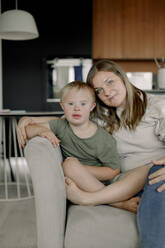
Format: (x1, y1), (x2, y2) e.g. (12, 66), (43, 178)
(110, 196), (141, 214)
(65, 177), (92, 205)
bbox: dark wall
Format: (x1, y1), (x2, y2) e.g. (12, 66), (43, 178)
(2, 0), (92, 111)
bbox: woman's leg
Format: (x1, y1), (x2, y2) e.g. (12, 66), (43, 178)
(137, 165), (165, 248)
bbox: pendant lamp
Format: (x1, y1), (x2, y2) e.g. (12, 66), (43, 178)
(0, 0), (39, 40)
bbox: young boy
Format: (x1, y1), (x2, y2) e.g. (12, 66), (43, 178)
(25, 81), (120, 194)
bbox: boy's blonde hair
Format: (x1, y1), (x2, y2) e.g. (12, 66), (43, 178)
(60, 81), (96, 102)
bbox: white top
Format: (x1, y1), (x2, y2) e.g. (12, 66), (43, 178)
(113, 94), (165, 172)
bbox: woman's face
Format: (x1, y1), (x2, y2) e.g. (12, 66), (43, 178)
(92, 71), (127, 108)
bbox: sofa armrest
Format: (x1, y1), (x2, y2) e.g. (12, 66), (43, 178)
(25, 136), (66, 248)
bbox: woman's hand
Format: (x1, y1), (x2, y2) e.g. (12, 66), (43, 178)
(17, 117), (34, 147)
(149, 159), (165, 192)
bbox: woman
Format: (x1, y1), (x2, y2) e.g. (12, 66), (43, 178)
(65, 59), (165, 248)
(17, 59), (165, 248)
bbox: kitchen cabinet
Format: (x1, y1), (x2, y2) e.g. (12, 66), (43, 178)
(93, 0), (165, 59)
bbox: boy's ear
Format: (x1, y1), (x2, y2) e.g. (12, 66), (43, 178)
(60, 101), (64, 110)
(90, 102), (96, 111)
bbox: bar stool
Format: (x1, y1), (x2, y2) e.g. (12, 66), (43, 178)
(0, 117), (34, 201)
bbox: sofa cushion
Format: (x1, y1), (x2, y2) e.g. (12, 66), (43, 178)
(65, 205), (140, 248)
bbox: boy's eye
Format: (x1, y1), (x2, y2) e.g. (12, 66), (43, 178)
(81, 102), (86, 106)
(94, 88), (103, 95)
(68, 102), (73, 106)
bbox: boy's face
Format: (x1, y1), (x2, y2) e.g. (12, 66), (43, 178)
(60, 88), (96, 126)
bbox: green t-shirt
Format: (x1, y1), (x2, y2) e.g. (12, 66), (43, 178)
(49, 119), (120, 170)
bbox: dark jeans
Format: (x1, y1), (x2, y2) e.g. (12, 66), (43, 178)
(137, 165), (165, 248)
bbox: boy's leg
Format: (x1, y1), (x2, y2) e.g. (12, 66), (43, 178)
(65, 164), (150, 205)
(137, 165), (165, 248)
(62, 157), (105, 192)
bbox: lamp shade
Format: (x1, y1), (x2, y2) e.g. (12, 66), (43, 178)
(0, 9), (39, 40)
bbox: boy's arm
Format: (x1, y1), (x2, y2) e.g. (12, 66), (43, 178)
(17, 116), (60, 147)
(25, 122), (49, 139)
(84, 165), (120, 181)
(89, 133), (120, 181)
(25, 123), (60, 147)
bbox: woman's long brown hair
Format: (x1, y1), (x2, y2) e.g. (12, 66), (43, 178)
(87, 59), (147, 134)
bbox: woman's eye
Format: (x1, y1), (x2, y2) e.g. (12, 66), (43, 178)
(107, 80), (114, 85)
(95, 88), (103, 95)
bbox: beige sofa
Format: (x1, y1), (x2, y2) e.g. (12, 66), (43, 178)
(24, 136), (140, 248)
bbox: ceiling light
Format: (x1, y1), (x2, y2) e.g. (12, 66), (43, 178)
(0, 0), (39, 40)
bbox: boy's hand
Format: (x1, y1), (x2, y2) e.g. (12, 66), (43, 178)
(17, 117), (34, 147)
(39, 130), (60, 147)
(108, 168), (120, 180)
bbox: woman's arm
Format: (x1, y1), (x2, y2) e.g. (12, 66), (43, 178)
(149, 159), (165, 192)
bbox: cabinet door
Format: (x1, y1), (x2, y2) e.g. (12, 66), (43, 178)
(93, 0), (123, 58)
(122, 0), (154, 58)
(93, 0), (165, 59)
(154, 1), (165, 58)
